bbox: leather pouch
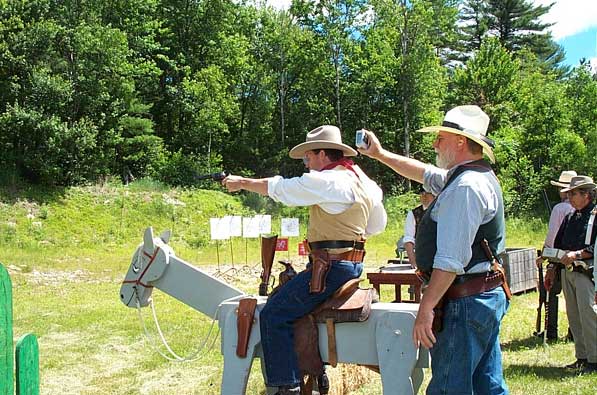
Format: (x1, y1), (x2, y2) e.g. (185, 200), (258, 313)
(236, 297), (257, 358)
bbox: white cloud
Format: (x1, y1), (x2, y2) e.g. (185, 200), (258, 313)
(533, 0), (597, 40)
(266, 0), (291, 10)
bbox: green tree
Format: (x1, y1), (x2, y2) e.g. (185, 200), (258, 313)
(565, 62), (597, 176)
(458, 0), (567, 74)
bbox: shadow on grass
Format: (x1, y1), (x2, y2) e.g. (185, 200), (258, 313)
(501, 335), (569, 352)
(504, 363), (579, 380)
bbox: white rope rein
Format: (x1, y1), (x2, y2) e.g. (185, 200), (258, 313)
(135, 290), (246, 362)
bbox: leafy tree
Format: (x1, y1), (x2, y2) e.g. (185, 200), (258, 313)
(458, 0), (567, 74)
(292, 0), (369, 130)
(352, 0), (445, 192)
(0, 104), (100, 185)
(565, 62), (597, 176)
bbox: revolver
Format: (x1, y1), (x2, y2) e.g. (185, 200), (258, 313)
(195, 171), (228, 181)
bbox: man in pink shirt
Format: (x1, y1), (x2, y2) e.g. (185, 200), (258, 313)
(544, 171), (577, 248)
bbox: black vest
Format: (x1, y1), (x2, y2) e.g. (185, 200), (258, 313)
(415, 160), (505, 276)
(412, 204), (426, 238)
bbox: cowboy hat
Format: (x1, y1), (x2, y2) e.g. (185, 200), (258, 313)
(417, 105), (495, 163)
(560, 175), (596, 193)
(289, 125), (357, 159)
(550, 170), (577, 187)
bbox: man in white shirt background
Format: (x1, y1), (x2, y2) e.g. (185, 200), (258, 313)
(403, 187), (435, 269)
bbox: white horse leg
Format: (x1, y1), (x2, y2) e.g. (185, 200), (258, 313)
(375, 311), (418, 395)
(219, 308), (262, 395)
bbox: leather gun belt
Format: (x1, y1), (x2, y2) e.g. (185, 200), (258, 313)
(310, 249), (365, 262)
(444, 271), (504, 300)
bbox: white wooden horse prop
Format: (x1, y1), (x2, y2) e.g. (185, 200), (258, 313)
(120, 227), (429, 395)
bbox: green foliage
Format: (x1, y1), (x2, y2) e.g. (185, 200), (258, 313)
(0, 0), (595, 218)
(0, 105), (100, 185)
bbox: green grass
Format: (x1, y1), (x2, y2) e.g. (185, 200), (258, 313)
(2, 180), (596, 394)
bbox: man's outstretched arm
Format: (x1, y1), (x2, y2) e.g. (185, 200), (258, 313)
(222, 175), (269, 196)
(357, 129), (427, 184)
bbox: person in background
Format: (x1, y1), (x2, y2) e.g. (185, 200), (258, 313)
(222, 125), (387, 395)
(535, 170), (576, 339)
(359, 105), (510, 394)
(543, 171), (577, 249)
(544, 175), (597, 374)
(403, 187), (436, 268)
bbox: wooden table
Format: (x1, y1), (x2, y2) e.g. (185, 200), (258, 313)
(367, 270), (423, 303)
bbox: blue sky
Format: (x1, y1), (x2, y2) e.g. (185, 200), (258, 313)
(265, 0), (597, 69)
(535, 0), (597, 68)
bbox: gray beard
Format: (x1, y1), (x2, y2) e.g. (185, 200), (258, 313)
(435, 152), (455, 169)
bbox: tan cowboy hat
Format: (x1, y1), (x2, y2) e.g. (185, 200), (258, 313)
(289, 125), (357, 159)
(550, 170), (577, 187)
(560, 175), (596, 193)
(417, 105), (495, 163)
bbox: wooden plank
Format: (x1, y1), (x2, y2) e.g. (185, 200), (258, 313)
(16, 333), (40, 395)
(0, 263), (15, 395)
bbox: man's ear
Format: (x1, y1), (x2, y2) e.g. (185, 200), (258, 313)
(457, 136), (467, 148)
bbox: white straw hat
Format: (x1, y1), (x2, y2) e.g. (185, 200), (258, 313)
(550, 170), (577, 187)
(418, 105), (495, 163)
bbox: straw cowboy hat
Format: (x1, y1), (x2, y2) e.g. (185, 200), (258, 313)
(418, 105), (495, 163)
(289, 125), (357, 159)
(550, 170), (578, 187)
(560, 175), (596, 193)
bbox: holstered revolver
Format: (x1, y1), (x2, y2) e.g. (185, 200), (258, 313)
(259, 235), (278, 296)
(309, 250), (332, 294)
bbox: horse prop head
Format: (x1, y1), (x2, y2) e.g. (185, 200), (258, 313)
(120, 227), (173, 308)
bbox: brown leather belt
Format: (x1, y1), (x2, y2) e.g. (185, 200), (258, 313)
(310, 249), (365, 262)
(444, 271), (504, 299)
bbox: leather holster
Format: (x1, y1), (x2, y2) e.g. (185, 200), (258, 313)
(236, 297), (257, 358)
(309, 250), (332, 294)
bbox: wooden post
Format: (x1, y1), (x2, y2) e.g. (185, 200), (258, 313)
(16, 334), (40, 395)
(1, 263), (40, 394)
(0, 264), (15, 395)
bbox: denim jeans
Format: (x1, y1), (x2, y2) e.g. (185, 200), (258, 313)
(427, 286), (510, 395)
(260, 260), (363, 387)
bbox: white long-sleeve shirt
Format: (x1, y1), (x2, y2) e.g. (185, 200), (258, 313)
(403, 210), (416, 245)
(266, 165), (387, 237)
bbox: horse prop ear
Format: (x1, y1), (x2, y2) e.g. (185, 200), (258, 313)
(159, 229), (172, 244)
(143, 227), (155, 251)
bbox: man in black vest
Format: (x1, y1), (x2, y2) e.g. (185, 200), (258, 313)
(403, 187), (436, 268)
(359, 105), (510, 394)
(544, 175), (597, 374)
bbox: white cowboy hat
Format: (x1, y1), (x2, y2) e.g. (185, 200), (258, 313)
(289, 125), (357, 159)
(550, 170), (578, 187)
(560, 175), (596, 193)
(417, 105), (495, 163)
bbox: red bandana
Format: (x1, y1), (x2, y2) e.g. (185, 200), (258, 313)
(321, 158), (359, 179)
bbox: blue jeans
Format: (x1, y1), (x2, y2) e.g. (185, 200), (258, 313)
(427, 286), (509, 395)
(260, 260), (363, 387)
